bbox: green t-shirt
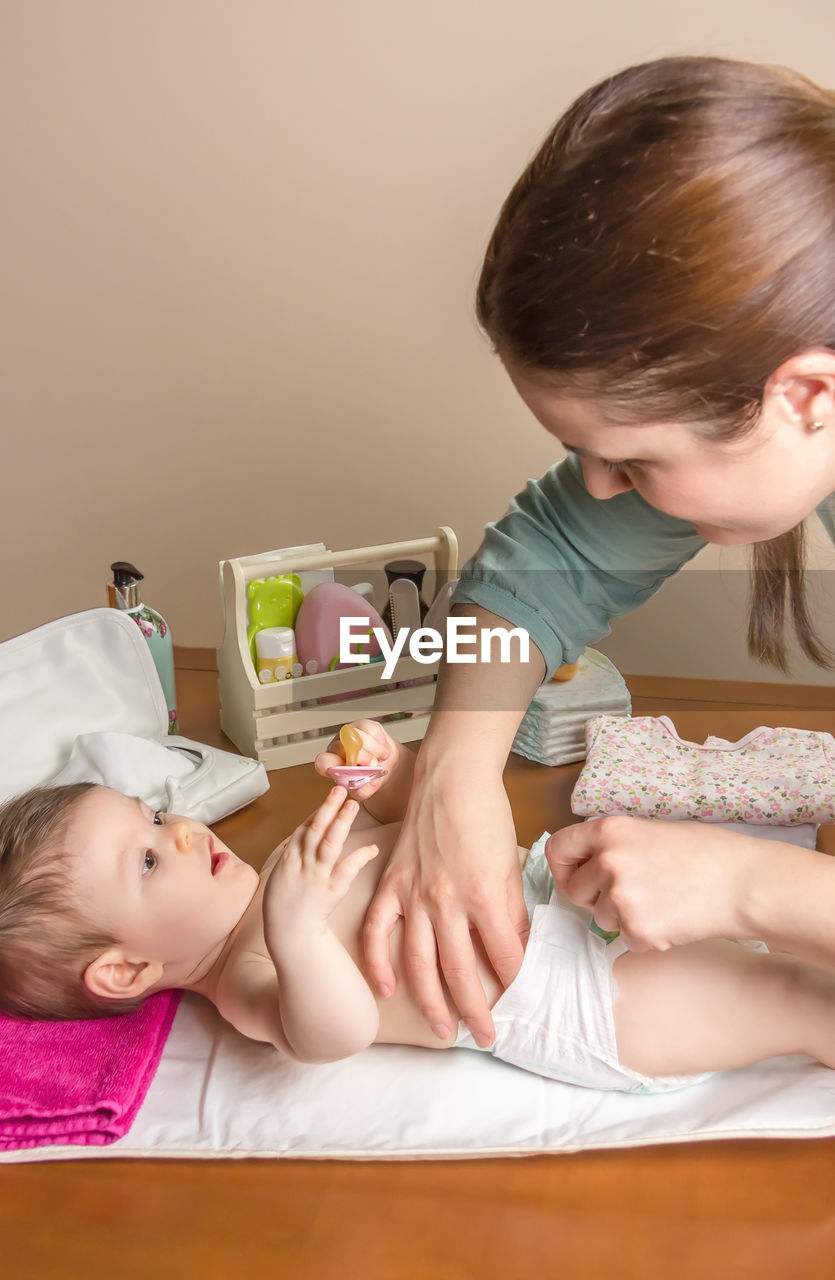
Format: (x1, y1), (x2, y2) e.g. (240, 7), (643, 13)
(453, 452), (835, 678)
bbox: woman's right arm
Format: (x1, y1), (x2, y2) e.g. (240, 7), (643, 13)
(363, 604), (544, 1046)
(739, 838), (835, 969)
(363, 453), (707, 1045)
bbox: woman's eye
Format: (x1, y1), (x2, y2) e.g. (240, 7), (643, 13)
(142, 850), (157, 875)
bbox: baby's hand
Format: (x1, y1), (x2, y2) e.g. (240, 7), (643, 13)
(263, 787), (379, 936)
(314, 719), (402, 802)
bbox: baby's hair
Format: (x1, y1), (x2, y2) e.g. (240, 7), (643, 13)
(477, 55), (835, 672)
(0, 783), (145, 1021)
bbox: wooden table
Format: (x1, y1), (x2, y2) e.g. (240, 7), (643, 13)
(2, 661), (834, 1279)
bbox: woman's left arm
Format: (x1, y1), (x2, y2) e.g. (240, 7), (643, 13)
(546, 816), (835, 969)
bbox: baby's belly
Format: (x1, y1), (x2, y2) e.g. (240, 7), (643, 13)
(327, 820), (527, 1050)
(374, 922), (508, 1049)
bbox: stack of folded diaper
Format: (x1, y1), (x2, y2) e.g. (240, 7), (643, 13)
(512, 649), (631, 766)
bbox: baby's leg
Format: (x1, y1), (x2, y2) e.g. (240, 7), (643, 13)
(612, 941), (835, 1078)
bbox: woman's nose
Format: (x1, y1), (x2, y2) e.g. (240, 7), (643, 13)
(581, 457), (634, 500)
(171, 821), (192, 854)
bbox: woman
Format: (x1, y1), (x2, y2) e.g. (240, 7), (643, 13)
(365, 55), (835, 1047)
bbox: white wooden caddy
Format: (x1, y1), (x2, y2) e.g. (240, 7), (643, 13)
(217, 528), (458, 769)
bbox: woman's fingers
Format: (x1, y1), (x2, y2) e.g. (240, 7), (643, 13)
(433, 915), (495, 1046)
(401, 905), (457, 1040)
(314, 750), (344, 778)
(363, 883), (404, 998)
(315, 720), (390, 776)
(545, 821), (606, 889)
(472, 888), (529, 993)
(558, 854), (612, 909)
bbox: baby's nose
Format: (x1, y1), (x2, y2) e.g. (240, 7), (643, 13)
(172, 821), (192, 853)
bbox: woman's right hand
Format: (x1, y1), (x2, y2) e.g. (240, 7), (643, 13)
(313, 718), (402, 804)
(362, 761), (529, 1047)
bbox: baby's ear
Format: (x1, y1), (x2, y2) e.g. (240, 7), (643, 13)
(83, 950), (163, 1000)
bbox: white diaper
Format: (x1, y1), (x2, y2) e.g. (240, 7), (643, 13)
(455, 836), (709, 1094)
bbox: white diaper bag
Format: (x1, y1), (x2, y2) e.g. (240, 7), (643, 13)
(0, 608), (268, 822)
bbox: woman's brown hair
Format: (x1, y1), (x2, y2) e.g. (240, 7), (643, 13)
(477, 55), (835, 671)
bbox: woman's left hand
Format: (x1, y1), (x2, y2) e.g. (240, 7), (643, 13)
(545, 815), (756, 951)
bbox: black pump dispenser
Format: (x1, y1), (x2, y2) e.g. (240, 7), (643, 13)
(108, 561), (144, 611)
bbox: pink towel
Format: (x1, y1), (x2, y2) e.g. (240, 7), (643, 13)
(0, 990), (180, 1150)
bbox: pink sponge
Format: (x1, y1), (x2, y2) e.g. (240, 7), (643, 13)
(294, 583), (392, 674)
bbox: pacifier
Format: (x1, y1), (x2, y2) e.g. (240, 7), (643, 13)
(327, 724), (386, 790)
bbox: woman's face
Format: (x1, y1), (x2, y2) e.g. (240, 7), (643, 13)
(507, 368), (835, 545)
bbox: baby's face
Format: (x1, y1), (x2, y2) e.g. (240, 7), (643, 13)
(66, 788), (260, 985)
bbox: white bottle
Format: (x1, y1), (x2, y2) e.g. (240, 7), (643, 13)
(255, 627), (301, 683)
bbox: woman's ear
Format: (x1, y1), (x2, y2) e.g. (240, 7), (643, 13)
(83, 949), (163, 1000)
(764, 347), (835, 427)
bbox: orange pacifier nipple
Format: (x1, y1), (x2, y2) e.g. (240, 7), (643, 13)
(327, 724), (385, 791)
(339, 723), (364, 766)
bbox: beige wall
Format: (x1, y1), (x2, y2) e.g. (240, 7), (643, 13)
(2, 1), (833, 684)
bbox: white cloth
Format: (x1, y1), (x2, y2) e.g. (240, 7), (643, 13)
(0, 609), (268, 822)
(51, 731), (267, 826)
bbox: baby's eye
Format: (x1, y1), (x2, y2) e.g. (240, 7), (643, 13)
(153, 811), (164, 825)
(142, 850), (157, 875)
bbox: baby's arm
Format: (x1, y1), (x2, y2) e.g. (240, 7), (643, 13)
(315, 720), (416, 826)
(261, 787), (381, 1062)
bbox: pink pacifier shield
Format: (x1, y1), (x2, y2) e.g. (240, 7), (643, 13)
(327, 765), (385, 790)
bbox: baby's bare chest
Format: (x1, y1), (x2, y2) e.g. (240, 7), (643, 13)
(225, 821), (460, 1048)
(229, 822), (402, 969)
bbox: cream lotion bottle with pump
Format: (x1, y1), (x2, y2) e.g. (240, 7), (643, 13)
(108, 561), (178, 733)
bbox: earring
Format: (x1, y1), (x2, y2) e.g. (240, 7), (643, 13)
(808, 420), (826, 431)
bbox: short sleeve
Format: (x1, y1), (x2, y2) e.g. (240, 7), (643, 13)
(452, 454), (706, 679)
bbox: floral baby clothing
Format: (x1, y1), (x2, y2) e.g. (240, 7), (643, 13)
(571, 715), (835, 825)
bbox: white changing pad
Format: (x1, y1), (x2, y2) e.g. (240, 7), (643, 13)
(6, 993), (835, 1164)
(4, 822), (835, 1163)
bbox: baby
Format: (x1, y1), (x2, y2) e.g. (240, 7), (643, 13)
(2, 719), (835, 1094)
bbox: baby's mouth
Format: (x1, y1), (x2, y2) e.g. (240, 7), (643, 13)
(208, 838), (228, 875)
